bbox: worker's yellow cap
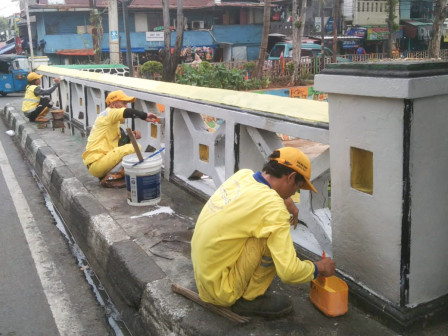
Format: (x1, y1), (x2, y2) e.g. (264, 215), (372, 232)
(270, 147), (317, 193)
(105, 90), (136, 106)
(27, 72), (43, 82)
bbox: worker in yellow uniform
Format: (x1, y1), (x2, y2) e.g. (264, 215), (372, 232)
(191, 147), (336, 318)
(22, 72), (60, 122)
(82, 90), (158, 188)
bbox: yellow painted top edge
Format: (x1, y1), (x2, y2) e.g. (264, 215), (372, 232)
(37, 65), (329, 124)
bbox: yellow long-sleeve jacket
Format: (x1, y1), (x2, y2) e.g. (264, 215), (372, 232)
(191, 169), (315, 306)
(82, 107), (125, 166)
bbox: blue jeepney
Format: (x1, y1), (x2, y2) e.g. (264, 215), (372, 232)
(0, 54), (29, 96)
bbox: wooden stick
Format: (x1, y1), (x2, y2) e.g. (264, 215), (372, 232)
(171, 283), (249, 324)
(126, 127), (143, 161)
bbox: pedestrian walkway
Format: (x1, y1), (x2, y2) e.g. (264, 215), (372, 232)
(2, 99), (447, 336)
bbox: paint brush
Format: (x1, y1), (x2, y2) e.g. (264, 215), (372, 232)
(132, 147), (165, 167)
(318, 251), (327, 286)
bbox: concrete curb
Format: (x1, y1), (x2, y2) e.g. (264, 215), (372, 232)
(1, 106), (172, 335)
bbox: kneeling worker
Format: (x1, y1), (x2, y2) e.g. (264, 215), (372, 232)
(191, 147), (336, 318)
(22, 72), (61, 122)
(82, 90), (158, 188)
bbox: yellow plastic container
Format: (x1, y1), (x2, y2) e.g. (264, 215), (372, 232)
(309, 275), (348, 317)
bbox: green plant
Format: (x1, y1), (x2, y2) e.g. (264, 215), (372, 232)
(294, 20), (302, 30)
(286, 62), (294, 75)
(244, 61), (256, 71)
(199, 61), (212, 71)
(141, 61), (163, 79)
(176, 63), (267, 91)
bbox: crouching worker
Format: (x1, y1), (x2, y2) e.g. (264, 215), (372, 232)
(191, 147), (336, 318)
(22, 72), (60, 122)
(82, 90), (158, 188)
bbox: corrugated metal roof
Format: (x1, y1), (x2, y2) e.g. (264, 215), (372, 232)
(32, 0), (271, 9)
(34, 0), (215, 9)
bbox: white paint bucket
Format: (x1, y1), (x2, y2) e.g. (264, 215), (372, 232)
(122, 152), (162, 206)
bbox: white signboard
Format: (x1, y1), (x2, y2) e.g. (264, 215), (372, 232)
(146, 32), (164, 42)
(48, 0), (66, 4)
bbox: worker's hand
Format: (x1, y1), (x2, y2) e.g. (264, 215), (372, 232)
(284, 197), (298, 229)
(146, 113), (159, 123)
(133, 130), (141, 139)
(314, 257), (336, 277)
(53, 77), (61, 84)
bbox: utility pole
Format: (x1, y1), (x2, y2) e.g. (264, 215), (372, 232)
(332, 0), (339, 62)
(122, 0), (133, 76)
(108, 0), (120, 64)
(24, 0), (34, 69)
(320, 1), (325, 69)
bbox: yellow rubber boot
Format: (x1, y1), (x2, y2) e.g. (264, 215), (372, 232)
(36, 106), (50, 122)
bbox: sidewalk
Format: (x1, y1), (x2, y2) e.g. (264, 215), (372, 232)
(1, 99), (446, 336)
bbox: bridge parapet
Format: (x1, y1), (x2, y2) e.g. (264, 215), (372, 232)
(37, 64), (332, 258)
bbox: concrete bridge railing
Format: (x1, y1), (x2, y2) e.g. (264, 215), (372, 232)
(37, 65), (332, 258)
(37, 62), (448, 330)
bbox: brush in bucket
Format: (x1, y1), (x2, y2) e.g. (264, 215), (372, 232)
(309, 251), (348, 317)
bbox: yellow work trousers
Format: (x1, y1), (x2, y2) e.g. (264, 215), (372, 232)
(88, 143), (137, 178)
(231, 238), (277, 302)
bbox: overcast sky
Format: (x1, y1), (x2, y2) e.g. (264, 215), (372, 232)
(0, 0), (20, 18)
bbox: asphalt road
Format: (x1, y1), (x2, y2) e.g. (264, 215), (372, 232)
(0, 94), (113, 336)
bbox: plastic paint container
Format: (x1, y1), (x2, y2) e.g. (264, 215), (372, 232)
(122, 152), (162, 206)
(309, 275), (348, 317)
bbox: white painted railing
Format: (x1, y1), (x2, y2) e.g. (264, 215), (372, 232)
(38, 65), (331, 256)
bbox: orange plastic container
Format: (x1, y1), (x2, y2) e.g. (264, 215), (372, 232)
(310, 275), (348, 317)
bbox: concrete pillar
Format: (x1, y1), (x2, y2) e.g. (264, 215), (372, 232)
(315, 61), (448, 328)
(108, 0), (120, 64)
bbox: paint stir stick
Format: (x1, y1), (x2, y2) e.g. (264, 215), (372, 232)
(126, 127), (143, 161)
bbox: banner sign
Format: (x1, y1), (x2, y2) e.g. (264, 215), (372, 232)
(346, 27), (367, 38)
(342, 40), (359, 49)
(367, 27), (389, 40)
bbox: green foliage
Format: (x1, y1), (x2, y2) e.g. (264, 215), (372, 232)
(286, 61), (295, 75)
(141, 61), (163, 78)
(244, 61), (256, 71)
(199, 61), (212, 71)
(294, 21), (302, 30)
(176, 63), (268, 90)
(0, 18), (8, 32)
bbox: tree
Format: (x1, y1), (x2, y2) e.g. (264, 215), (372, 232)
(290, 0), (307, 84)
(141, 60), (163, 79)
(253, 0), (271, 79)
(161, 0), (186, 82)
(0, 18), (8, 32)
(428, 0), (448, 58)
(90, 9), (104, 64)
(385, 0), (398, 58)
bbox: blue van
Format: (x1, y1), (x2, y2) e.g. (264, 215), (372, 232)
(0, 54), (29, 96)
(268, 42), (339, 61)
